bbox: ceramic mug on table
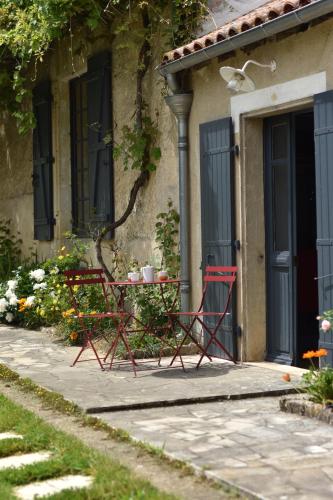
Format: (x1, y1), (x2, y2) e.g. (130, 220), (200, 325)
(158, 270), (168, 281)
(141, 265), (154, 282)
(128, 271), (140, 282)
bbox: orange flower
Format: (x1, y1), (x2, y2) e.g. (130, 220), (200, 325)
(18, 298), (27, 313)
(302, 350), (316, 359)
(69, 331), (78, 341)
(282, 373), (291, 382)
(314, 348), (328, 358)
(302, 348), (328, 359)
(62, 308), (75, 318)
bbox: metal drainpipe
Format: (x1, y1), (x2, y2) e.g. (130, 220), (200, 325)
(165, 91), (193, 312)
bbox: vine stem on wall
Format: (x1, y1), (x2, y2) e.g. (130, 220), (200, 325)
(94, 8), (152, 282)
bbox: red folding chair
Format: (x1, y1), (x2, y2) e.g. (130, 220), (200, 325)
(167, 266), (237, 369)
(64, 268), (131, 371)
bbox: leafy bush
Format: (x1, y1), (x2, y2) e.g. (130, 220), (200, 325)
(0, 219), (22, 281)
(0, 235), (89, 330)
(301, 349), (333, 406)
(155, 199), (180, 277)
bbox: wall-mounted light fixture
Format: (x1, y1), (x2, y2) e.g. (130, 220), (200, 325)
(219, 59), (276, 93)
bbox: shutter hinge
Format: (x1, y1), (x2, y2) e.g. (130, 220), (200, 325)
(235, 325), (242, 337)
(51, 218), (56, 226)
(234, 240), (241, 251)
(232, 144), (240, 156)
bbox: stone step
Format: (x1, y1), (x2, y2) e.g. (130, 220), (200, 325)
(0, 451), (51, 470)
(0, 432), (23, 441)
(14, 474), (93, 499)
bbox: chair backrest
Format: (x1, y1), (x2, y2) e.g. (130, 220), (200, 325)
(64, 268), (106, 287)
(198, 266), (237, 313)
(64, 268), (110, 313)
(204, 266), (237, 283)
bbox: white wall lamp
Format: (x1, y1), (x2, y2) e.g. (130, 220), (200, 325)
(219, 59), (277, 93)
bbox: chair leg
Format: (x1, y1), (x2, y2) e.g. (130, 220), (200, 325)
(71, 331), (104, 370)
(71, 345), (86, 367)
(109, 332), (120, 371)
(103, 335), (118, 362)
(87, 337), (105, 370)
(120, 327), (137, 377)
(196, 322), (236, 369)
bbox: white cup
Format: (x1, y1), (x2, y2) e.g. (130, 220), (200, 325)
(128, 272), (140, 282)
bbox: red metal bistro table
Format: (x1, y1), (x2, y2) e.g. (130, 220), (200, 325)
(104, 279), (181, 375)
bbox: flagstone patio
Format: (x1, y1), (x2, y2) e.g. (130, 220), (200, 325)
(0, 326), (300, 413)
(2, 325), (333, 499)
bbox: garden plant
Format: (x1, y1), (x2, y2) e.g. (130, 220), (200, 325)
(301, 313), (333, 406)
(0, 205), (180, 356)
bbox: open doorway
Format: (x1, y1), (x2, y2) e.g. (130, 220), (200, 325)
(265, 110), (318, 366)
(295, 111), (319, 365)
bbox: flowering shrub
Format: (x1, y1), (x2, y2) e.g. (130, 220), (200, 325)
(0, 236), (89, 330)
(301, 349), (333, 406)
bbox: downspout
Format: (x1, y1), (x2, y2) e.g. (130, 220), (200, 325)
(165, 74), (193, 312)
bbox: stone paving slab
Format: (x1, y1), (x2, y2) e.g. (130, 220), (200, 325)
(15, 475), (93, 500)
(100, 397), (333, 499)
(0, 451), (51, 470)
(0, 326), (301, 412)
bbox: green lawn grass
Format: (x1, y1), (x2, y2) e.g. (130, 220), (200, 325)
(0, 393), (176, 499)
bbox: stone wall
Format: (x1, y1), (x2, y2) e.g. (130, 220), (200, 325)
(0, 25), (179, 269)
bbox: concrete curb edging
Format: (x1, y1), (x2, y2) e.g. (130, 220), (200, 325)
(86, 387), (298, 413)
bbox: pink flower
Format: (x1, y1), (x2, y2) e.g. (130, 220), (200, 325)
(321, 320), (331, 332)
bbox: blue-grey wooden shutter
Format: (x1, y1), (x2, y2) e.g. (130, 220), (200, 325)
(32, 80), (54, 240)
(87, 52), (113, 237)
(314, 90), (333, 366)
(200, 117), (236, 359)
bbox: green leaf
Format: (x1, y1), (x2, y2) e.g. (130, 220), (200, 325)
(151, 147), (161, 161)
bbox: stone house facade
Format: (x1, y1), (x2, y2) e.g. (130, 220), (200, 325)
(1, 0), (333, 367)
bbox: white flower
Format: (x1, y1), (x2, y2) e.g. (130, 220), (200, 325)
(50, 266), (59, 275)
(8, 294), (18, 306)
(26, 296), (35, 307)
(0, 298), (8, 313)
(29, 269), (45, 282)
(5, 289), (15, 299)
(50, 291), (56, 298)
(5, 312), (14, 323)
(33, 282), (47, 291)
(7, 280), (17, 290)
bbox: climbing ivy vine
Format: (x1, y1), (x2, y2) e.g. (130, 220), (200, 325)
(0, 0), (206, 132)
(0, 0), (208, 278)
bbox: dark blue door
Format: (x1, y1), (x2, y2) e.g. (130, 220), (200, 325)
(265, 114), (295, 364)
(200, 117), (236, 359)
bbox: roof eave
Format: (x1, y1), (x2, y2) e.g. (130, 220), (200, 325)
(158, 0), (333, 76)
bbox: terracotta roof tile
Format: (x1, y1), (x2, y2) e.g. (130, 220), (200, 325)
(161, 0), (313, 65)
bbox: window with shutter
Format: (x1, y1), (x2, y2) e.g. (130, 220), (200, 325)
(32, 80), (54, 241)
(70, 52), (113, 238)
